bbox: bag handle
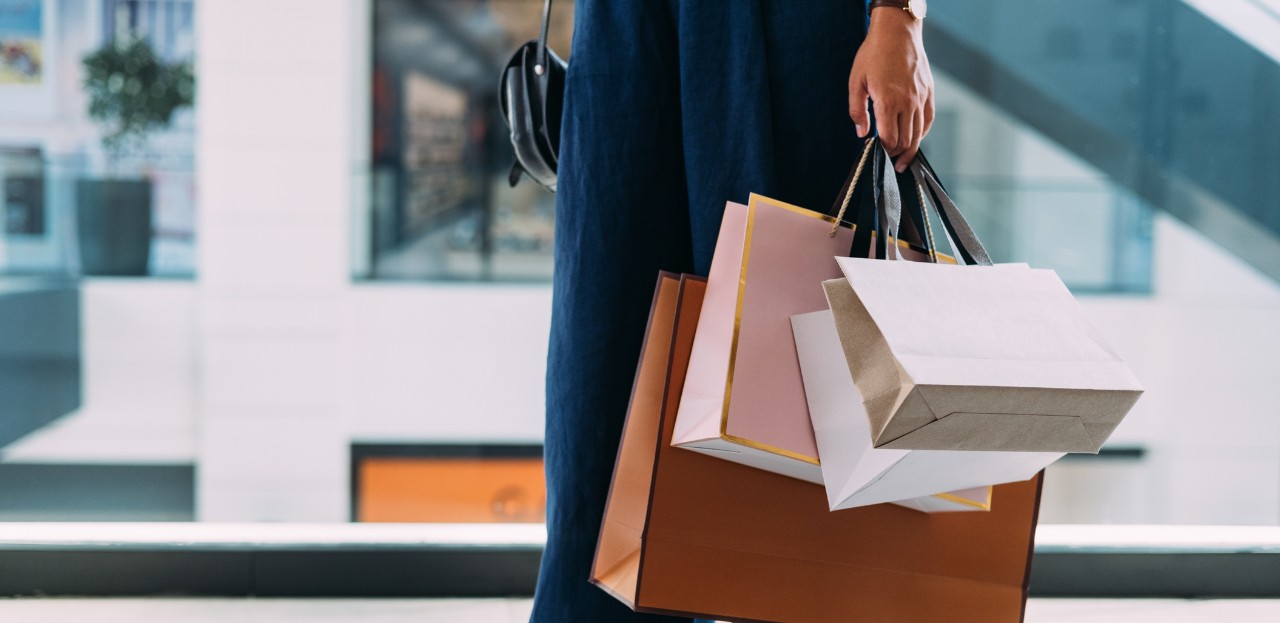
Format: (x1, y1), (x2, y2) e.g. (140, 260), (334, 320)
(831, 139), (932, 262)
(910, 176), (940, 263)
(909, 155), (993, 266)
(829, 137), (877, 232)
(879, 145), (903, 261)
(885, 152), (991, 265)
(535, 0), (554, 75)
(832, 139), (992, 266)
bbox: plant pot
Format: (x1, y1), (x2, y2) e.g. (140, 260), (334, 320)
(75, 178), (153, 276)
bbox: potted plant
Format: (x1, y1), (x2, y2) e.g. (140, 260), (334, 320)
(77, 38), (193, 276)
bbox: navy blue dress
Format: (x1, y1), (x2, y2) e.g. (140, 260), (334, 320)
(533, 2), (869, 621)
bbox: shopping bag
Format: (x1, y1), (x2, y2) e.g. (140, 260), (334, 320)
(672, 141), (942, 482)
(594, 272), (1045, 622)
(793, 304), (1064, 511)
(816, 158), (1143, 453)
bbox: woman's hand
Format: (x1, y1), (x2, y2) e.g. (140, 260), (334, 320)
(848, 8), (935, 172)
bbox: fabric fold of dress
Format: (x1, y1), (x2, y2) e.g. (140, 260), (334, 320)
(533, 2), (868, 621)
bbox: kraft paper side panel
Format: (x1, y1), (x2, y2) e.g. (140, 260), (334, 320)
(911, 383), (1143, 419)
(878, 386), (1140, 452)
(895, 356), (1144, 394)
(792, 306), (901, 508)
(592, 274), (682, 598)
(724, 195), (854, 458)
(639, 276), (1042, 617)
(673, 202), (749, 446)
(879, 410), (1098, 452)
(822, 278), (912, 443)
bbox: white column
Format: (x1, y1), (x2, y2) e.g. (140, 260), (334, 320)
(194, 0), (362, 521)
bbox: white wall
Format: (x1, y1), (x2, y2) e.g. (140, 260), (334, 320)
(196, 0), (358, 521)
(1044, 215), (1280, 525)
(193, 0), (549, 521)
(0, 279), (197, 465)
(344, 285), (550, 444)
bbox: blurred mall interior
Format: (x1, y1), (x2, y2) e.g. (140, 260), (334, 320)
(0, 0), (1278, 620)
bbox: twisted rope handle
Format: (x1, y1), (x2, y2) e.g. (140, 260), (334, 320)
(828, 138), (878, 237)
(915, 180), (938, 263)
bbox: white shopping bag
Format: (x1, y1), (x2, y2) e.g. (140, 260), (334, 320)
(792, 307), (1064, 511)
(828, 258), (1144, 453)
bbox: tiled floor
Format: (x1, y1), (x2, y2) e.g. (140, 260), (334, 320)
(1, 598), (1279, 622)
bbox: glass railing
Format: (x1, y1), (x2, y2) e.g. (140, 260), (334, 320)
(351, 163), (1155, 292)
(939, 179), (1154, 293)
(0, 152), (196, 279)
(355, 164), (556, 283)
(926, 0), (1280, 281)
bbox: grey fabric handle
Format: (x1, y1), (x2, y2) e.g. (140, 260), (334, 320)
(878, 146), (903, 261)
(909, 159), (993, 266)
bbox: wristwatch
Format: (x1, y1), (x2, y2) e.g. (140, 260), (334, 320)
(869, 0), (927, 21)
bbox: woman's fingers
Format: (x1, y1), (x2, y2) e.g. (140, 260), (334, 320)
(898, 107), (925, 172)
(922, 90), (936, 137)
(902, 110), (917, 165)
(873, 97), (900, 155)
(874, 94), (928, 163)
(849, 76), (871, 138)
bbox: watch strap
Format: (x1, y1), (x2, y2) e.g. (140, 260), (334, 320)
(869, 0), (925, 20)
(869, 0), (911, 14)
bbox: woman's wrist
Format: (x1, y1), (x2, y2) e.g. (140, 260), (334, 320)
(868, 7), (923, 39)
(851, 3), (935, 166)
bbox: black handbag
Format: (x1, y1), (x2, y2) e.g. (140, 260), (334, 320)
(499, 0), (566, 192)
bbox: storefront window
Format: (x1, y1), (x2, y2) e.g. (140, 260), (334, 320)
(0, 0), (196, 279)
(363, 0), (570, 282)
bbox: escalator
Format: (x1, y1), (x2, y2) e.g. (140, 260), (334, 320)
(925, 0), (1280, 280)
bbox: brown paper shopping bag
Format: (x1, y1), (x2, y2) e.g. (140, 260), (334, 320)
(593, 272), (1045, 623)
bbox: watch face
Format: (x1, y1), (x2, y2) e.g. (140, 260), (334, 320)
(908, 0), (927, 19)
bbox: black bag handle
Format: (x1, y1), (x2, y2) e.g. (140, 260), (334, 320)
(910, 156), (993, 266)
(535, 0), (553, 74)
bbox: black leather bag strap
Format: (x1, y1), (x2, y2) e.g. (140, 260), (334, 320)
(870, 144), (889, 260)
(537, 0), (553, 70)
(853, 170), (879, 259)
